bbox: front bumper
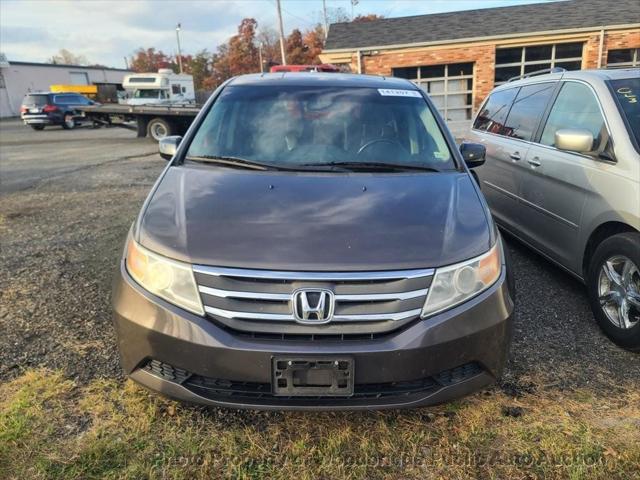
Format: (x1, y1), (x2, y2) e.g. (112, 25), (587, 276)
(112, 261), (514, 410)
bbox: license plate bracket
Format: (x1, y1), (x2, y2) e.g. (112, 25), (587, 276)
(272, 356), (354, 396)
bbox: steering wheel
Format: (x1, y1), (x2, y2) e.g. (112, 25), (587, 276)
(357, 138), (407, 157)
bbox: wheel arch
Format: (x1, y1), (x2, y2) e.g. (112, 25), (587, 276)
(582, 221), (639, 278)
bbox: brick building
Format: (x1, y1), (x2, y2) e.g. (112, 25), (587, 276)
(319, 0), (640, 136)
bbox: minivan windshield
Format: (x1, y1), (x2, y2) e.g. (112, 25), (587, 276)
(609, 78), (640, 149)
(186, 85), (455, 171)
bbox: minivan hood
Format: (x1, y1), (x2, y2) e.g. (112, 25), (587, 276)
(138, 165), (492, 271)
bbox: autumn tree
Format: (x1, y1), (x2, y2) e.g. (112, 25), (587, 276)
(352, 14), (385, 23)
(184, 50), (211, 90)
(256, 26), (282, 70)
(209, 18), (260, 87)
(48, 49), (89, 66)
(227, 18), (260, 75)
(129, 13), (382, 90)
(129, 48), (173, 72)
(302, 25), (325, 64)
(285, 29), (307, 65)
(210, 44), (232, 88)
(283, 24), (325, 65)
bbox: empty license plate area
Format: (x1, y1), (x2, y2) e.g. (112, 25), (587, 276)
(272, 357), (354, 396)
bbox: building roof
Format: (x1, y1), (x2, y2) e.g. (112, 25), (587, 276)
(229, 72), (418, 89)
(6, 60), (131, 72)
(324, 0), (640, 51)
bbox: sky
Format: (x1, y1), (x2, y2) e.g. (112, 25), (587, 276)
(1, 0), (553, 69)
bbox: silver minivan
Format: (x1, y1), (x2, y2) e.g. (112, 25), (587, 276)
(468, 68), (639, 351)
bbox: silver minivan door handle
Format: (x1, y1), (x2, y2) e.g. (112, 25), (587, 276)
(509, 152), (521, 161)
(528, 157), (542, 167)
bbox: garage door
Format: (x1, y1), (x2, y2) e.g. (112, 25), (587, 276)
(69, 71), (89, 85)
(393, 62), (473, 138)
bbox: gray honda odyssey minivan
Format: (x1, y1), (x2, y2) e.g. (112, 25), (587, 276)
(112, 73), (515, 410)
(468, 68), (639, 351)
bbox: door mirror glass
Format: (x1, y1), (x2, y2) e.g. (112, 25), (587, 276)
(459, 142), (486, 168)
(159, 136), (182, 160)
(555, 128), (594, 153)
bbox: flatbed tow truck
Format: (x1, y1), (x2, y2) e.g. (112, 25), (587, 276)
(80, 103), (201, 141)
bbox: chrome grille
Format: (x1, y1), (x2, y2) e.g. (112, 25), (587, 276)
(193, 266), (434, 335)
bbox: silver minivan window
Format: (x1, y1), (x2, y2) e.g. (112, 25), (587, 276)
(540, 82), (605, 148)
(501, 82), (555, 141)
(473, 87), (519, 135)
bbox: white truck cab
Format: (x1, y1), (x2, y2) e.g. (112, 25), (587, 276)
(123, 69), (195, 105)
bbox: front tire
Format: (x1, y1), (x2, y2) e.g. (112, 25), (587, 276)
(587, 232), (640, 352)
(30, 124), (45, 131)
(62, 113), (76, 130)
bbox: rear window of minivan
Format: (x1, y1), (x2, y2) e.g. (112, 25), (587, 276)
(609, 78), (640, 150)
(23, 94), (49, 106)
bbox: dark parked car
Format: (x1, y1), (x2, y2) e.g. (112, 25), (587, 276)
(112, 73), (515, 410)
(20, 92), (94, 130)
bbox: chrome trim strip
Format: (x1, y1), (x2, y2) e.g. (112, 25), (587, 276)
(483, 182), (578, 230)
(199, 286), (291, 301)
(483, 181), (519, 200)
(193, 265), (434, 281)
(204, 306), (292, 321)
(517, 195), (579, 230)
(335, 289), (429, 301)
(203, 306), (422, 322)
(198, 286), (429, 302)
(333, 309), (422, 322)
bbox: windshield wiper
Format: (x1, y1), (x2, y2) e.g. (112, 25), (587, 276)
(185, 155), (285, 171)
(301, 161), (442, 172)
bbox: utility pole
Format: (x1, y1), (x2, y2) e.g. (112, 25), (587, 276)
(351, 0), (359, 20)
(258, 43), (264, 73)
(175, 23), (183, 73)
(276, 0), (287, 65)
(322, 0), (328, 41)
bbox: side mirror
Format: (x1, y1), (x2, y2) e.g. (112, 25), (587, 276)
(459, 142), (486, 168)
(159, 135), (182, 160)
(555, 128), (594, 153)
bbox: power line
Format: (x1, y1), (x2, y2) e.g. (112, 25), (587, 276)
(268, 0), (316, 27)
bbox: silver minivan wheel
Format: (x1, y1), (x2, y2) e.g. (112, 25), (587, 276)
(597, 255), (640, 330)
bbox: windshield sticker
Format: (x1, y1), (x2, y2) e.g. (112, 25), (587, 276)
(378, 89), (422, 98)
(617, 87), (637, 104)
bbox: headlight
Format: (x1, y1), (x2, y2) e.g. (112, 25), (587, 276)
(421, 240), (502, 318)
(126, 238), (204, 316)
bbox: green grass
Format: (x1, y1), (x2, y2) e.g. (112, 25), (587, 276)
(1, 369), (639, 479)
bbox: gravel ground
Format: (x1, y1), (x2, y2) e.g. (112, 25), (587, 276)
(1, 118), (638, 392)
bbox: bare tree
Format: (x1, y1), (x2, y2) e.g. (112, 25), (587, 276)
(48, 49), (89, 66)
